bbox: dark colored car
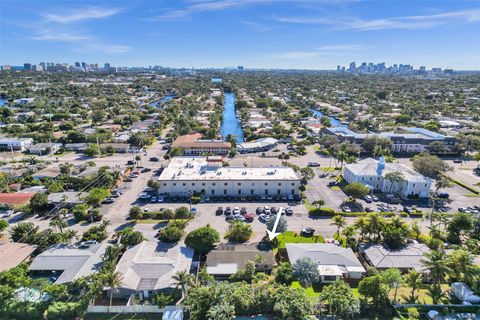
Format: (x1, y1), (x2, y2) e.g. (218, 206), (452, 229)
(453, 159), (463, 163)
(225, 207), (232, 215)
(256, 207), (264, 214)
(149, 157), (159, 162)
(271, 207), (278, 214)
(216, 207), (224, 215)
(436, 192), (449, 199)
(141, 168), (152, 173)
(243, 213), (254, 221)
(127, 160), (135, 165)
(103, 198), (114, 204)
(241, 207), (247, 214)
(285, 207), (293, 216)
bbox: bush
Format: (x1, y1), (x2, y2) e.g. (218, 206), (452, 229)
(72, 204), (89, 222)
(344, 182), (370, 198)
(224, 221), (252, 243)
(81, 222), (108, 241)
(0, 219), (8, 232)
(129, 206), (143, 220)
(158, 226), (184, 243)
(175, 206), (192, 219)
(308, 207), (335, 216)
(185, 225), (220, 253)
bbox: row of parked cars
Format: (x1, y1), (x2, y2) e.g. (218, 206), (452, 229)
(215, 206), (255, 222)
(459, 206), (480, 214)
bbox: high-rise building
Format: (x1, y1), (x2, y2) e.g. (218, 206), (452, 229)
(349, 62), (356, 73)
(75, 62), (81, 67)
(104, 63), (111, 68)
(23, 63), (32, 71)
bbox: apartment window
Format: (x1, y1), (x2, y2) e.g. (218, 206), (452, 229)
(264, 183), (268, 186)
(265, 189), (268, 195)
(192, 183), (195, 186)
(278, 183), (281, 186)
(202, 183), (205, 186)
(291, 190), (295, 195)
(251, 190), (254, 195)
(211, 190), (215, 195)
(291, 183), (295, 186)
(238, 190), (241, 195)
(237, 183), (241, 186)
(224, 183), (228, 186)
(413, 183), (416, 187)
(424, 184), (427, 187)
(224, 190), (227, 195)
(361, 177), (365, 181)
(182, 183), (186, 186)
(173, 183), (176, 186)
(213, 183), (216, 186)
(369, 177), (372, 181)
(163, 183), (167, 186)
(277, 189), (281, 195)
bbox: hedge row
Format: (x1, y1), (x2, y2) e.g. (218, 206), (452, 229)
(308, 208), (395, 217)
(449, 177), (480, 194)
(140, 211), (192, 220)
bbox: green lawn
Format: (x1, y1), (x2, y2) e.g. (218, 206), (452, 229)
(276, 231), (325, 248)
(388, 284), (450, 304)
(291, 281), (321, 298)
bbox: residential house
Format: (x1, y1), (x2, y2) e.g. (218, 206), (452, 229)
(33, 167), (61, 180)
(47, 191), (85, 207)
(0, 137), (34, 152)
(0, 242), (37, 272)
(27, 143), (62, 155)
(205, 243), (276, 278)
(99, 143), (132, 153)
(359, 243), (430, 273)
(286, 243), (365, 283)
(29, 242), (108, 284)
(237, 138), (278, 153)
(0, 192), (35, 209)
(111, 241), (193, 299)
(64, 143), (88, 152)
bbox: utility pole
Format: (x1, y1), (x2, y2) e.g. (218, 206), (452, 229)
(96, 137), (100, 157)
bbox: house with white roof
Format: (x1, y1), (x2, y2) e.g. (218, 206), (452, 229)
(342, 157), (432, 198)
(111, 241), (193, 299)
(286, 243), (365, 283)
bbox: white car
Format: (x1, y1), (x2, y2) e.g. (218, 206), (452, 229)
(264, 206), (271, 215)
(80, 240), (98, 248)
(0, 210), (14, 218)
(233, 207), (240, 215)
(234, 214), (245, 222)
(157, 196), (165, 203)
(139, 193), (150, 200)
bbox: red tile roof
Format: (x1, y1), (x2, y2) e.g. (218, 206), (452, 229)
(0, 193), (35, 205)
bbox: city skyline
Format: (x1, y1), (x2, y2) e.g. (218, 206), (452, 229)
(1, 0), (480, 70)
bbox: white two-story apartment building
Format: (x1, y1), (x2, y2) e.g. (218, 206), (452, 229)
(158, 156), (300, 198)
(342, 157), (432, 198)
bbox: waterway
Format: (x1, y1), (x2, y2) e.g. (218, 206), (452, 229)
(221, 92), (244, 143)
(309, 107), (346, 127)
(150, 94), (175, 108)
(0, 99), (7, 107)
(211, 77), (222, 83)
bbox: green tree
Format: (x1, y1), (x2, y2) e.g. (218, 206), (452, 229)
(403, 270), (423, 303)
(172, 270), (195, 303)
(46, 302), (82, 320)
(358, 274), (388, 309)
(380, 268), (402, 303)
(292, 257), (319, 287)
(411, 153), (451, 179)
(185, 225), (220, 253)
(274, 262), (294, 285)
(10, 222), (38, 243)
(266, 215), (288, 233)
(83, 144), (100, 157)
(318, 280), (360, 318)
(421, 250), (452, 287)
(101, 270), (123, 307)
(344, 182), (369, 198)
(116, 227), (144, 246)
(331, 215), (346, 236)
(311, 199), (325, 208)
(129, 205), (143, 220)
(384, 170), (405, 194)
(153, 292), (174, 309)
(84, 187), (110, 207)
(207, 302), (235, 320)
(0, 219), (8, 233)
(29, 192), (49, 214)
(225, 221), (252, 243)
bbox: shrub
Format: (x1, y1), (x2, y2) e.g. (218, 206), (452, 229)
(344, 182), (369, 198)
(185, 225), (220, 253)
(73, 204), (89, 222)
(308, 207), (335, 216)
(129, 206), (143, 220)
(0, 219), (8, 233)
(159, 226), (184, 243)
(175, 206), (192, 219)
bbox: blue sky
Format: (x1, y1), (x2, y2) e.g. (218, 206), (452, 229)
(1, 0), (480, 69)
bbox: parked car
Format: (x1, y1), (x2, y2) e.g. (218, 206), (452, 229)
(256, 207), (264, 214)
(233, 207), (240, 215)
(264, 206), (271, 215)
(266, 195), (273, 201)
(371, 195), (379, 202)
(205, 196), (211, 202)
(80, 240), (98, 248)
(149, 157), (159, 162)
(191, 207), (198, 214)
(435, 192), (449, 199)
(259, 214), (269, 222)
(241, 207), (247, 214)
(285, 207), (293, 215)
(243, 213), (254, 221)
(143, 208), (150, 212)
(271, 207), (278, 214)
(225, 207), (232, 215)
(365, 207), (373, 212)
(403, 206), (411, 214)
(0, 210), (14, 218)
(260, 195), (267, 201)
(300, 228), (315, 237)
(341, 206), (351, 213)
(225, 215), (234, 221)
(124, 177), (133, 182)
(157, 196), (165, 203)
(453, 159), (463, 163)
(234, 214), (245, 222)
(103, 198), (114, 204)
(126, 160), (136, 165)
(141, 168), (151, 173)
(150, 196), (157, 203)
(216, 207), (224, 215)
(363, 195), (373, 203)
(308, 162), (320, 167)
(138, 193), (150, 200)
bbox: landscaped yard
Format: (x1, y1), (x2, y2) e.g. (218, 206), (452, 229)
(276, 231), (325, 249)
(388, 284), (450, 304)
(291, 281), (321, 299)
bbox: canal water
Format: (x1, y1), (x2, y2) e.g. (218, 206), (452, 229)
(0, 99), (7, 106)
(221, 92), (244, 143)
(211, 77), (222, 83)
(310, 108), (346, 127)
(150, 94), (175, 108)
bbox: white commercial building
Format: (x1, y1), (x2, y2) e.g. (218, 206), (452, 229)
(343, 157), (432, 198)
(0, 137), (34, 152)
(158, 156), (300, 197)
(237, 138), (278, 153)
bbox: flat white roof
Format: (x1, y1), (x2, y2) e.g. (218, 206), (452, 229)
(159, 157), (299, 182)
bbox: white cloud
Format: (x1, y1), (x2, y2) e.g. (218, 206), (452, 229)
(30, 29), (91, 42)
(271, 8), (480, 31)
(43, 6), (122, 23)
(270, 43), (370, 60)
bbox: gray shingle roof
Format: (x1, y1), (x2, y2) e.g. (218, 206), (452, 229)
(359, 243), (430, 271)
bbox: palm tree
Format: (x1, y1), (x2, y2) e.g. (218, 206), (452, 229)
(341, 225), (356, 246)
(49, 217), (68, 233)
(331, 215), (346, 236)
(403, 270), (422, 303)
(448, 250), (477, 285)
(367, 212), (385, 242)
(102, 270), (123, 307)
(206, 302), (235, 320)
(172, 270), (194, 304)
(335, 150), (347, 171)
(421, 250), (452, 287)
(311, 199), (325, 209)
(384, 171), (405, 194)
(435, 175), (451, 192)
(427, 284), (446, 304)
(354, 216), (369, 240)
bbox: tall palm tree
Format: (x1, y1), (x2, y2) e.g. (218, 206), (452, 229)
(172, 270), (194, 304)
(427, 284), (446, 304)
(311, 199), (325, 209)
(384, 171), (405, 194)
(367, 212), (385, 242)
(49, 217), (68, 233)
(354, 216), (369, 240)
(102, 270), (123, 307)
(403, 270), (422, 303)
(448, 250), (477, 285)
(331, 215), (346, 236)
(336, 150), (347, 172)
(421, 250), (452, 287)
